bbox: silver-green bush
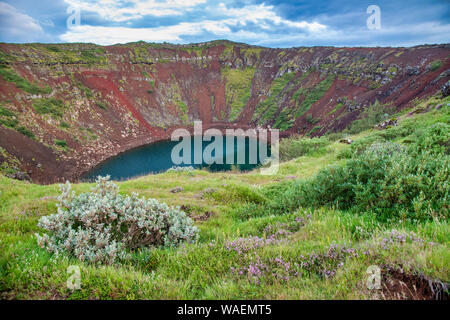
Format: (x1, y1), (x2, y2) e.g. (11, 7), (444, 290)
(35, 176), (198, 263)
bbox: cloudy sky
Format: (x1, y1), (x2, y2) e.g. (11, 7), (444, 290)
(0, 0), (449, 47)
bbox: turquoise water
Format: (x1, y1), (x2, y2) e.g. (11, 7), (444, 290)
(82, 136), (269, 181)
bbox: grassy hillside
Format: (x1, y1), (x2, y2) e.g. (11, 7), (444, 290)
(0, 95), (448, 299)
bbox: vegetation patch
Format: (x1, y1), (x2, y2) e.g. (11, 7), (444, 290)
(0, 106), (18, 128)
(0, 65), (51, 95)
(222, 67), (255, 121)
(279, 136), (330, 161)
(36, 177), (198, 264)
(428, 60), (442, 72)
(306, 114), (320, 124)
(16, 126), (34, 139)
(54, 139), (67, 149)
(0, 106), (34, 138)
(243, 112), (450, 224)
(253, 72), (296, 125)
(33, 98), (65, 118)
(293, 75), (335, 118)
(96, 101), (107, 110)
(59, 121), (70, 129)
(307, 125), (322, 136)
(347, 100), (394, 134)
(79, 127), (98, 141)
(328, 102), (344, 115)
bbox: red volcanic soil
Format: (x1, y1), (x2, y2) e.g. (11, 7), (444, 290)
(77, 71), (155, 133)
(0, 125), (73, 183)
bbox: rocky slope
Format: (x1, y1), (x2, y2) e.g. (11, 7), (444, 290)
(0, 40), (449, 183)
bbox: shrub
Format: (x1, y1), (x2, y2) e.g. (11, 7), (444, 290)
(297, 142), (449, 221)
(54, 139), (67, 148)
(96, 102), (107, 110)
(305, 114), (320, 124)
(279, 136), (329, 161)
(0, 106), (15, 117)
(348, 100), (393, 134)
(59, 121), (70, 129)
(408, 122), (450, 155)
(0, 106), (18, 128)
(35, 176), (198, 263)
(233, 202), (267, 221)
(212, 184), (267, 204)
(33, 98), (65, 118)
(325, 131), (345, 141)
(0, 117), (18, 128)
(257, 137), (449, 223)
(308, 126), (321, 136)
(428, 60), (442, 72)
(294, 74), (335, 118)
(16, 126), (34, 138)
(349, 134), (385, 156)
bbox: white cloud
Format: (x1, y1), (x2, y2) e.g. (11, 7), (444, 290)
(254, 21), (450, 47)
(60, 1), (327, 45)
(64, 0), (207, 21)
(219, 3), (326, 33)
(0, 2), (44, 41)
(60, 24), (203, 44)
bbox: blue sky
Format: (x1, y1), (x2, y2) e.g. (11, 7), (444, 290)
(0, 0), (449, 47)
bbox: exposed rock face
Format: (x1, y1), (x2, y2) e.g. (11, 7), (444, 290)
(0, 40), (449, 183)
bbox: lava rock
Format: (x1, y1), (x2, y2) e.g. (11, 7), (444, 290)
(170, 186), (184, 193)
(441, 80), (450, 97)
(339, 138), (353, 144)
(7, 171), (31, 181)
(375, 118), (398, 129)
(405, 66), (420, 76)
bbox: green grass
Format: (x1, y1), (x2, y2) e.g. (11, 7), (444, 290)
(0, 97), (449, 299)
(96, 102), (107, 110)
(54, 139), (67, 148)
(305, 114), (320, 124)
(0, 106), (15, 117)
(0, 65), (51, 95)
(222, 67), (255, 121)
(271, 73), (334, 130)
(294, 75), (335, 118)
(328, 102), (344, 115)
(16, 126), (34, 139)
(429, 60), (442, 72)
(53, 139), (69, 151)
(346, 100), (394, 134)
(307, 125), (321, 136)
(253, 72), (296, 125)
(0, 106), (18, 128)
(59, 122), (70, 129)
(42, 45), (107, 66)
(0, 106), (34, 138)
(32, 98), (65, 118)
